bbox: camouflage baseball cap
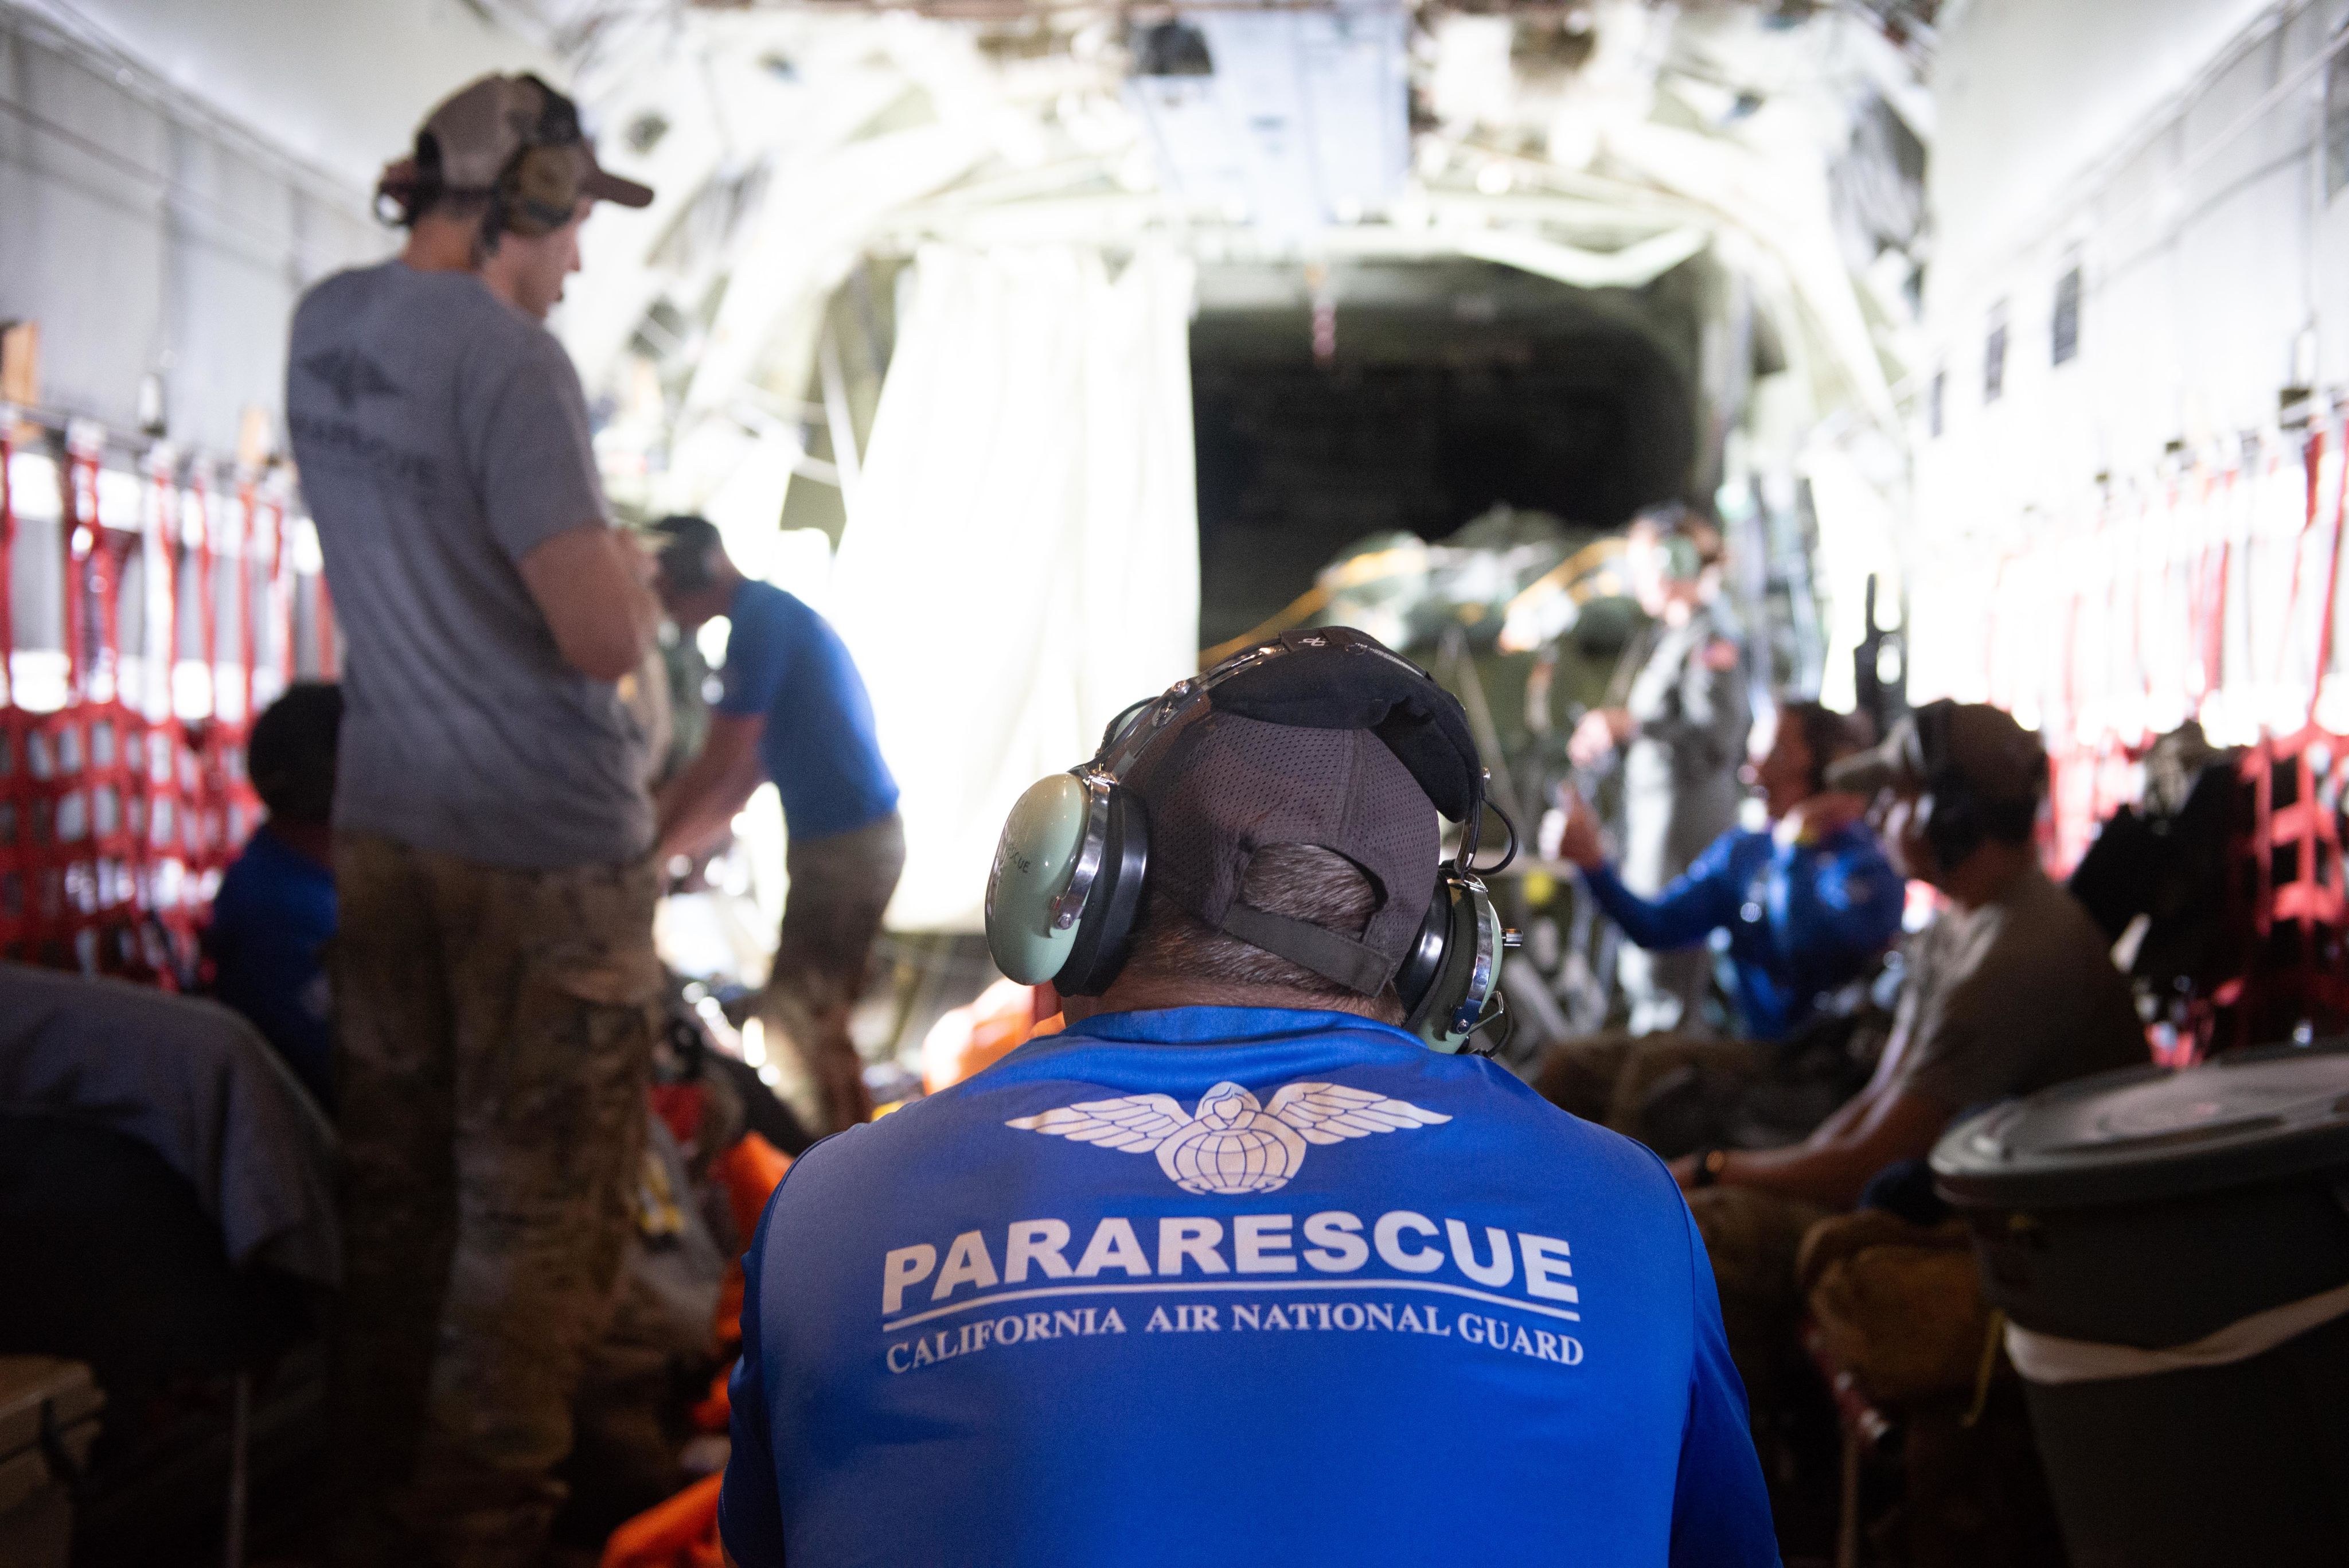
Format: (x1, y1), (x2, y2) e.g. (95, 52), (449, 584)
(1824, 698), (2045, 805)
(417, 72), (651, 208)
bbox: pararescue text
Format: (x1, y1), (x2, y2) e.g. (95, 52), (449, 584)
(879, 1210), (1579, 1323)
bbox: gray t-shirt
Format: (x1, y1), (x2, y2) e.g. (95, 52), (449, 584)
(286, 261), (650, 869)
(1887, 865), (2145, 1110)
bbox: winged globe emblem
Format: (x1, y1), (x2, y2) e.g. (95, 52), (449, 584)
(300, 346), (402, 410)
(1006, 1081), (1450, 1195)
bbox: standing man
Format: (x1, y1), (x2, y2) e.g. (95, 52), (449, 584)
(1569, 503), (1751, 1035)
(286, 73), (662, 1567)
(650, 516), (902, 1137)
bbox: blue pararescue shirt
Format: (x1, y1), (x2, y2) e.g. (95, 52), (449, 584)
(1583, 821), (1905, 1040)
(720, 1005), (1777, 1568)
(715, 578), (900, 842)
(208, 825), (338, 1111)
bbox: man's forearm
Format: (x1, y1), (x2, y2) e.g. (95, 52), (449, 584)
(1707, 1141), (1883, 1210)
(520, 525), (662, 681)
(1707, 1086), (1949, 1210)
(656, 752), (756, 860)
(1582, 860), (1716, 953)
(1806, 1084), (1876, 1143)
(621, 571), (662, 667)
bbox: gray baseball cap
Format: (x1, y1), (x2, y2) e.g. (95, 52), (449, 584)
(1825, 697), (2046, 805)
(417, 73), (651, 209)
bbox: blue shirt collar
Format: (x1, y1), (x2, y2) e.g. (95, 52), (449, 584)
(1056, 1004), (1421, 1051)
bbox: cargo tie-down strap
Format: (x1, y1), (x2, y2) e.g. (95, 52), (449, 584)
(2004, 1276), (2349, 1387)
(0, 430), (333, 980)
(1976, 413), (2349, 876)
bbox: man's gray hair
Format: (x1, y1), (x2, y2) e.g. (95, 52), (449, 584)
(1123, 842), (1403, 1021)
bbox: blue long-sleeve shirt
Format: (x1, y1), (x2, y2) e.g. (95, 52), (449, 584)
(209, 825), (338, 1110)
(1583, 820), (1905, 1039)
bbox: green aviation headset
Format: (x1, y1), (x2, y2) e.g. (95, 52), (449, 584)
(982, 630), (1516, 1054)
(378, 76), (595, 241)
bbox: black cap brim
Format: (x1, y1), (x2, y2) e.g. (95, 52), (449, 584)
(581, 158), (653, 209)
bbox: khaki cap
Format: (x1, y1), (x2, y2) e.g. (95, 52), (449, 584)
(1824, 698), (2046, 806)
(418, 72), (651, 209)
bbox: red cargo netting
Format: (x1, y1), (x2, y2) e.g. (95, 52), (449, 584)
(1944, 411), (2349, 873)
(0, 423), (336, 982)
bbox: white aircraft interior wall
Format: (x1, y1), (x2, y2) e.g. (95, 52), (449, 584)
(0, 0), (559, 455)
(1911, 0), (2349, 746)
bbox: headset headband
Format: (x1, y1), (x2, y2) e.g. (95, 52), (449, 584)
(1093, 630), (1485, 825)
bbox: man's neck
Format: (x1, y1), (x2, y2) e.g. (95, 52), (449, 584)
(1063, 973), (1402, 1028)
(400, 214), (533, 315)
(682, 569), (743, 629)
(1940, 841), (2034, 912)
(400, 215), (477, 275)
(266, 818), (336, 870)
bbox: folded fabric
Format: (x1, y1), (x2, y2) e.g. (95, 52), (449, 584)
(0, 962), (340, 1285)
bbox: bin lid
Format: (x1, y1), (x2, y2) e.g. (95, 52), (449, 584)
(1932, 1040), (2349, 1210)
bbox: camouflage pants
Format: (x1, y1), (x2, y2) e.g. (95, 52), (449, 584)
(1534, 1031), (1763, 1147)
(326, 831), (661, 1568)
(1685, 1185), (1836, 1448)
(758, 811), (904, 1136)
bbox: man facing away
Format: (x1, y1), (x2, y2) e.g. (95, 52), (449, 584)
(650, 515), (903, 1136)
(1569, 504), (1752, 1035)
(285, 73), (665, 1567)
(717, 631), (1777, 1567)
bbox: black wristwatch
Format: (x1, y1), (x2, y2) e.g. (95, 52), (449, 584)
(1689, 1148), (1731, 1188)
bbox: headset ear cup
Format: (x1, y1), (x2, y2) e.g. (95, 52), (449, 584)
(501, 145), (578, 236)
(1395, 873), (1453, 1028)
(1055, 790), (1150, 997)
(985, 775), (1095, 985)
(1920, 778), (1984, 870)
(1402, 872), (1503, 1052)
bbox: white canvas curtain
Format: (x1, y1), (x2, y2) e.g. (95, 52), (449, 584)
(832, 245), (1200, 930)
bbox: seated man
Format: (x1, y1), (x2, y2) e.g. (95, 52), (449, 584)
(1672, 700), (2144, 1452)
(209, 682), (343, 1111)
(1535, 701), (1905, 1142)
(1548, 700), (1903, 1042)
(718, 631), (1776, 1568)
(650, 515), (903, 1137)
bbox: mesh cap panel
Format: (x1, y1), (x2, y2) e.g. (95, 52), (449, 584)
(1126, 713), (1441, 988)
